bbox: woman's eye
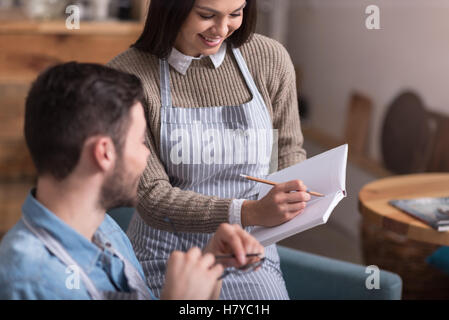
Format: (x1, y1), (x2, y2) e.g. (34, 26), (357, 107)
(199, 14), (214, 19)
(199, 12), (241, 20)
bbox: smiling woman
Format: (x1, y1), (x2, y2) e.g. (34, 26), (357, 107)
(108, 0), (307, 300)
(132, 0), (256, 58)
(175, 0), (247, 56)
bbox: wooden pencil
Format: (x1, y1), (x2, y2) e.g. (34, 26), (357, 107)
(240, 174), (325, 197)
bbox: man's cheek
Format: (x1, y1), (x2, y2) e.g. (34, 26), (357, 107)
(136, 153), (148, 175)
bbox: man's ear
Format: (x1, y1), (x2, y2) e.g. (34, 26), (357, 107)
(92, 137), (116, 172)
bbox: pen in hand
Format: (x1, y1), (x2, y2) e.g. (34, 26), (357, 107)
(215, 253), (262, 260)
(240, 174), (325, 197)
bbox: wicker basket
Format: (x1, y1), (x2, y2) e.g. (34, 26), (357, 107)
(362, 218), (449, 300)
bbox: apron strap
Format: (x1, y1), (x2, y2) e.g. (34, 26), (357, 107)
(231, 46), (273, 133)
(21, 216), (104, 300)
(159, 59), (173, 108)
(231, 47), (265, 106)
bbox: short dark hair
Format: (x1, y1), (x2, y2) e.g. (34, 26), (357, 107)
(133, 0), (257, 59)
(24, 62), (144, 180)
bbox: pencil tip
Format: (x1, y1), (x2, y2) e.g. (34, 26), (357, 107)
(240, 174), (247, 178)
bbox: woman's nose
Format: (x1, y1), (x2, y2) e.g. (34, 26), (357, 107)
(212, 19), (230, 38)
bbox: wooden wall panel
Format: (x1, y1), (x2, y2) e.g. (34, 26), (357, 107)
(0, 181), (34, 237)
(0, 14), (146, 237)
(344, 92), (373, 157)
(0, 32), (141, 83)
(0, 22), (143, 181)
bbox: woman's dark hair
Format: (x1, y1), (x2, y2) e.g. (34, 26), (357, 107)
(24, 62), (144, 180)
(133, 0), (257, 59)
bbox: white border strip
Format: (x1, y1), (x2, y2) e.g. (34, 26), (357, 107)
(291, 0), (449, 9)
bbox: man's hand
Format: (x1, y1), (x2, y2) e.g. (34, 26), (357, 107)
(161, 247), (224, 300)
(204, 223), (265, 268)
(161, 224), (264, 300)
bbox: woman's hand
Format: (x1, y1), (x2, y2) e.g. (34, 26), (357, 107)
(241, 179), (311, 227)
(161, 247), (223, 300)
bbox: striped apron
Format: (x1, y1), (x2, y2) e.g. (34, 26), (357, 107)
(127, 46), (289, 300)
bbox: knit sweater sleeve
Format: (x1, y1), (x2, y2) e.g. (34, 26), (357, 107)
(267, 39), (307, 170)
(107, 54), (232, 234)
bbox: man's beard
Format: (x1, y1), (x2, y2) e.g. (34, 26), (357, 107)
(98, 156), (140, 212)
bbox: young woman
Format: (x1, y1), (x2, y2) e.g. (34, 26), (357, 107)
(108, 0), (310, 299)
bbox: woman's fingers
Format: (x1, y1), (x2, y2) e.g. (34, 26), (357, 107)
(277, 179), (307, 193)
(273, 180), (310, 205)
(287, 201), (307, 213)
(285, 190), (310, 203)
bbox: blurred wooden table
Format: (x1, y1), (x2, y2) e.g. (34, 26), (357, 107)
(359, 173), (449, 299)
(359, 173), (449, 245)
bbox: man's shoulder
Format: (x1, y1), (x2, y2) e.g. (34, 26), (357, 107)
(0, 221), (50, 270)
(0, 222), (81, 299)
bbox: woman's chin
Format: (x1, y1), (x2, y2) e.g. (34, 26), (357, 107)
(197, 45), (221, 57)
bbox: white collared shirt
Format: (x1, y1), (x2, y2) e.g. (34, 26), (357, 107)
(167, 42), (227, 75)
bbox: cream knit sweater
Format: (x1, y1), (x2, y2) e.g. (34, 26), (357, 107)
(107, 33), (307, 233)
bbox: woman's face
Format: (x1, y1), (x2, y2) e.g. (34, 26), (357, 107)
(174, 0), (247, 57)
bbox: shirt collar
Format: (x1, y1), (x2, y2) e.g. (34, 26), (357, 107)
(167, 42), (227, 75)
(22, 189), (108, 273)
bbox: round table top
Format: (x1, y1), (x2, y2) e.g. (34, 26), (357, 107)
(359, 173), (449, 246)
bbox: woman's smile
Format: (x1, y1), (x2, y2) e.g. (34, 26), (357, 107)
(198, 34), (223, 47)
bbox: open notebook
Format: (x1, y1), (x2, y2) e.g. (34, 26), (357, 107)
(250, 144), (348, 247)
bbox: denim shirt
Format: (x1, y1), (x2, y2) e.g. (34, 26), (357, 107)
(0, 191), (156, 300)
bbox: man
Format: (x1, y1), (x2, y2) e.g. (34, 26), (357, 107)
(0, 62), (264, 300)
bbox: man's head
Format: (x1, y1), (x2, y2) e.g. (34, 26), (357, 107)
(24, 62), (150, 210)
